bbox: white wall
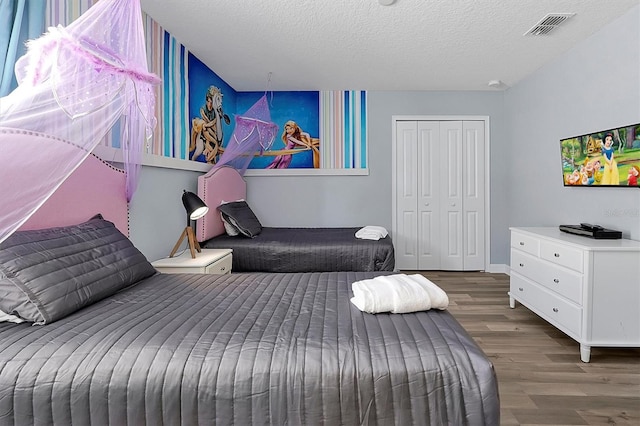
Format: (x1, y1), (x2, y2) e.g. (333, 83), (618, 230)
(504, 5), (640, 242)
(364, 91), (507, 267)
(129, 167), (202, 261)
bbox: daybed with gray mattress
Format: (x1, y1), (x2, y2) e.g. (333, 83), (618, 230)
(196, 166), (395, 272)
(202, 225), (395, 272)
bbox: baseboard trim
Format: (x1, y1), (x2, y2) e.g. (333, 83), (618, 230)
(486, 263), (509, 274)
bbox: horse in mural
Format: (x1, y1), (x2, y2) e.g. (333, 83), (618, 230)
(190, 85), (230, 163)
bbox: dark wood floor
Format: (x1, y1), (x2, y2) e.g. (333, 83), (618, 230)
(404, 271), (640, 426)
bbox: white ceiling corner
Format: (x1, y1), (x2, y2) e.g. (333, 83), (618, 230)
(139, 0), (639, 91)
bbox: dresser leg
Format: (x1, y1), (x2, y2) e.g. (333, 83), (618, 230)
(509, 293), (515, 309)
(580, 344), (591, 363)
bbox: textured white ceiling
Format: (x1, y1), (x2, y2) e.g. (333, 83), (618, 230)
(139, 0), (639, 91)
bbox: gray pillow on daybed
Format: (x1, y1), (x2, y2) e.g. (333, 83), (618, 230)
(0, 216), (156, 325)
(217, 200), (262, 238)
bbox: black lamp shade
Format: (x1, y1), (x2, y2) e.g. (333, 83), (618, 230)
(182, 191), (209, 221)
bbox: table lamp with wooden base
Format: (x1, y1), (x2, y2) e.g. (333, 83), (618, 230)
(169, 190), (209, 258)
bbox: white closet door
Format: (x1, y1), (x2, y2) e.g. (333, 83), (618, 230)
(394, 121), (419, 269)
(417, 121), (441, 269)
(393, 118), (485, 271)
(462, 121), (485, 270)
(439, 121), (463, 270)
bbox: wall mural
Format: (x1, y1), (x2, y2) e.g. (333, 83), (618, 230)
(188, 55), (366, 170)
(187, 56), (236, 164)
(47, 1), (367, 172)
(187, 85), (320, 169)
(239, 91), (320, 169)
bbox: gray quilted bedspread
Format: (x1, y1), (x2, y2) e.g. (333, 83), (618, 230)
(202, 227), (396, 272)
(0, 272), (499, 425)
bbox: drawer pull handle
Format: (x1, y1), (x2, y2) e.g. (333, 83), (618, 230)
(519, 241), (524, 246)
(519, 263), (524, 267)
(553, 278), (559, 283)
(518, 287), (523, 292)
(552, 307), (559, 313)
(554, 253), (560, 257)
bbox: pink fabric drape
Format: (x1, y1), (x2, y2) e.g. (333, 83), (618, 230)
(0, 0), (159, 244)
(211, 94), (278, 175)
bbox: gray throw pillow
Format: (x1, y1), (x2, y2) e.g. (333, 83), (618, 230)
(0, 217), (156, 324)
(217, 200), (262, 238)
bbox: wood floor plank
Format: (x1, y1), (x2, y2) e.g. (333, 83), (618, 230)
(404, 271), (640, 426)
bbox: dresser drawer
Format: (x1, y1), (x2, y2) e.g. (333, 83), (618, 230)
(536, 263), (583, 305)
(511, 274), (582, 337)
(204, 253), (232, 274)
(510, 248), (539, 281)
(540, 240), (583, 272)
(512, 249), (583, 304)
(511, 231), (540, 256)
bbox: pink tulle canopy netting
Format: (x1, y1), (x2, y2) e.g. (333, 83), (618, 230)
(0, 0), (159, 244)
(211, 94), (278, 175)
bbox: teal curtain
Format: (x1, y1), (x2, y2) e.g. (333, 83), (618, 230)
(0, 0), (46, 96)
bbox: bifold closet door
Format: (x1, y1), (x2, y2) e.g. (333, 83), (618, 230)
(394, 120), (485, 271)
(395, 121), (441, 270)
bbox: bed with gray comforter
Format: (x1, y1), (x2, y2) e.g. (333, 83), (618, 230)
(0, 218), (499, 425)
(202, 226), (396, 272)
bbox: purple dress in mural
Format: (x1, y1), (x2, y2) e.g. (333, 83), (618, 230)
(266, 120), (312, 169)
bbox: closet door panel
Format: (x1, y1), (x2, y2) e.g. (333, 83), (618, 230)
(462, 121), (485, 270)
(440, 121), (463, 270)
(418, 121), (440, 269)
(466, 210), (480, 255)
(395, 121), (419, 269)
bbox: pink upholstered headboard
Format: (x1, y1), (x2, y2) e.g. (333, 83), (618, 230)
(196, 166), (246, 242)
(19, 153), (129, 236)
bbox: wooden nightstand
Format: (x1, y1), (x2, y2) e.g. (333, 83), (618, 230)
(152, 248), (232, 274)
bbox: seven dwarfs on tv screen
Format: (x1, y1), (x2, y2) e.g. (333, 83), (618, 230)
(561, 123), (640, 187)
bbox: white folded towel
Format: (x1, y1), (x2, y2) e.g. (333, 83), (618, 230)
(350, 273), (449, 314)
(0, 309), (25, 323)
(355, 225), (389, 240)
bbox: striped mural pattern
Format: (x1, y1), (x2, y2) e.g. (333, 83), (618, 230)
(144, 15), (164, 156)
(143, 16), (189, 159)
(44, 2), (367, 169)
(46, 0), (95, 29)
(319, 91), (367, 169)
(44, 0), (96, 145)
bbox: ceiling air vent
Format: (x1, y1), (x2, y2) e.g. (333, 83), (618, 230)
(524, 13), (575, 36)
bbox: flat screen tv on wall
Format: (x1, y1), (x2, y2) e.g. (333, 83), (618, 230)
(560, 123), (640, 187)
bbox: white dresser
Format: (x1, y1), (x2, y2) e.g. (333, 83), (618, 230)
(152, 249), (232, 275)
(509, 227), (640, 362)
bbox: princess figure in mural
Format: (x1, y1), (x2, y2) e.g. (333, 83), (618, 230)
(266, 120), (313, 169)
(600, 133), (619, 185)
(190, 86), (230, 163)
